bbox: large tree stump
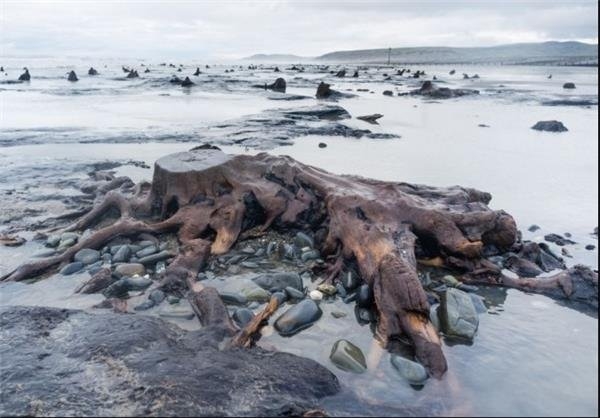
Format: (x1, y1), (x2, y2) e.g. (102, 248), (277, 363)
(3, 148), (596, 378)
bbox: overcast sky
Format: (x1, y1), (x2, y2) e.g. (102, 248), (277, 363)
(1, 0), (597, 60)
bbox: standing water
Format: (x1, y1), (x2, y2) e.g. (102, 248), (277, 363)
(0, 59), (597, 416)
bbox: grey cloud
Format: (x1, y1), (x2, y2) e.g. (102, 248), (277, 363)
(1, 0), (596, 59)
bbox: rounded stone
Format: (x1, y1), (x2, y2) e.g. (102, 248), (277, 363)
(285, 286), (305, 300)
(45, 235), (61, 248)
(317, 284), (337, 296)
(232, 308), (255, 327)
(114, 263), (146, 278)
(441, 275), (460, 287)
(252, 272), (302, 291)
(335, 283), (347, 298)
(134, 300), (155, 311)
(274, 299), (322, 336)
(112, 245), (131, 263)
(294, 232), (314, 249)
(60, 262), (84, 276)
(149, 289), (166, 305)
(390, 354), (428, 385)
(159, 305), (195, 320)
(329, 339), (367, 373)
(136, 245), (158, 258)
(272, 291), (288, 305)
(57, 238), (77, 250)
(241, 287), (271, 303)
(356, 284), (373, 308)
(73, 248), (101, 265)
(218, 292), (248, 306)
(309, 290), (323, 301)
(33, 249), (57, 258)
(439, 288), (479, 340)
(301, 250), (320, 262)
(122, 276), (153, 291)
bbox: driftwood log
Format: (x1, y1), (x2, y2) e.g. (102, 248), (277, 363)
(2, 148), (596, 378)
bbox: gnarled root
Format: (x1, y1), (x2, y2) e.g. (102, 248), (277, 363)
(6, 148), (592, 377)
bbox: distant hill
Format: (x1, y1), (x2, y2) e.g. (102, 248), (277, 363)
(316, 41), (598, 65)
(245, 42), (598, 65)
(243, 53), (308, 62)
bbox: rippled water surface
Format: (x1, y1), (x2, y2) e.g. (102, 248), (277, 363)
(0, 59), (597, 416)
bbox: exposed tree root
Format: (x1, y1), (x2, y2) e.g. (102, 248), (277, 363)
(2, 148), (597, 378)
(229, 295), (282, 348)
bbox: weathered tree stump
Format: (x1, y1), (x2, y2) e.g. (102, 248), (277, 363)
(3, 148), (596, 378)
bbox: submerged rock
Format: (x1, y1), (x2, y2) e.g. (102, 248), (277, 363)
(531, 120), (568, 132)
(469, 294), (488, 314)
(544, 233), (576, 245)
(46, 234), (61, 247)
(504, 254), (543, 277)
(149, 289), (166, 304)
(73, 248), (101, 265)
(439, 288), (479, 340)
(329, 339), (367, 373)
(0, 306), (339, 416)
(563, 82), (576, 89)
(274, 299), (322, 336)
(88, 67), (98, 75)
(542, 99), (597, 107)
(134, 300), (155, 311)
(253, 272), (302, 292)
(282, 105), (350, 121)
(390, 355), (428, 385)
(103, 276), (152, 297)
(60, 261), (84, 275)
(122, 276), (153, 290)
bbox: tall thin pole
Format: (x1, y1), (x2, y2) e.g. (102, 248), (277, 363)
(387, 47), (391, 65)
